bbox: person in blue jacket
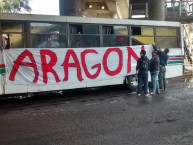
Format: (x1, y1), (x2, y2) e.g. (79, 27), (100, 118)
(152, 43), (169, 91)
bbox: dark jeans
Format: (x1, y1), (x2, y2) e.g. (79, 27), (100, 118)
(151, 71), (159, 93)
(137, 72), (149, 94)
(158, 65), (166, 90)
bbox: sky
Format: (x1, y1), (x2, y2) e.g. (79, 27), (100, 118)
(28, 0), (59, 15)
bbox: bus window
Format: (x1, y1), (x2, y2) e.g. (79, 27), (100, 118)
(70, 35), (100, 48)
(156, 37), (178, 48)
(1, 21), (24, 48)
(131, 26), (154, 45)
(141, 26), (154, 35)
(131, 27), (141, 35)
(155, 27), (178, 48)
(102, 25), (129, 47)
(31, 23), (66, 34)
(132, 36), (154, 46)
(70, 25), (82, 34)
(82, 24), (99, 34)
(131, 26), (154, 36)
(1, 21), (22, 33)
(102, 26), (128, 35)
(156, 27), (177, 36)
(2, 33), (23, 49)
(103, 36), (129, 47)
(69, 24), (100, 48)
(9, 34), (23, 48)
(30, 22), (66, 48)
(103, 26), (114, 34)
(31, 34), (66, 48)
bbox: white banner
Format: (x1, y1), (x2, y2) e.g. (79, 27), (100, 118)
(3, 45), (153, 85)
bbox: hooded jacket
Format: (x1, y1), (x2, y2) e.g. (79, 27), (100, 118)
(149, 56), (160, 72)
(136, 56), (150, 74)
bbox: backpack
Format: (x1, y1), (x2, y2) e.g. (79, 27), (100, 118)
(140, 58), (148, 71)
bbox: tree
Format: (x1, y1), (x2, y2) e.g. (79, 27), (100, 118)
(0, 0), (31, 13)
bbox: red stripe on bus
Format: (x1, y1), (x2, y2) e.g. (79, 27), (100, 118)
(168, 58), (183, 60)
(0, 64), (5, 68)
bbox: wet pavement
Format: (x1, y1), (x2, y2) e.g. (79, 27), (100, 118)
(1, 74), (193, 145)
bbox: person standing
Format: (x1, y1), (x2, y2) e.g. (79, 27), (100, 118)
(136, 50), (150, 96)
(152, 43), (170, 91)
(149, 50), (160, 94)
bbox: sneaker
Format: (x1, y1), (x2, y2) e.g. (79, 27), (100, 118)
(145, 94), (150, 97)
(137, 94), (141, 96)
(150, 92), (156, 95)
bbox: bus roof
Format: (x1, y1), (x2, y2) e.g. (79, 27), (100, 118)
(0, 13), (181, 27)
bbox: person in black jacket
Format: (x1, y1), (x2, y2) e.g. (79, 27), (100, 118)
(150, 50), (160, 94)
(136, 50), (150, 96)
(152, 43), (169, 91)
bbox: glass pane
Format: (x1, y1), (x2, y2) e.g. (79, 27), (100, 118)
(1, 21), (23, 33)
(156, 27), (177, 36)
(31, 23), (66, 34)
(114, 26), (128, 35)
(31, 34), (67, 48)
(9, 34), (23, 48)
(70, 35), (100, 48)
(131, 26), (141, 35)
(132, 36), (154, 45)
(70, 24), (99, 34)
(141, 26), (154, 35)
(103, 26), (128, 35)
(103, 36), (129, 47)
(70, 25), (82, 34)
(82, 24), (99, 34)
(156, 37), (178, 48)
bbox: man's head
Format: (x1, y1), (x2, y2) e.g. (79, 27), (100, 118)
(152, 50), (157, 56)
(140, 50), (146, 56)
(164, 48), (170, 54)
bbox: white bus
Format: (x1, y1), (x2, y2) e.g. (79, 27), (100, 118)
(0, 13), (183, 96)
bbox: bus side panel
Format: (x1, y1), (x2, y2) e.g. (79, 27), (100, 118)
(4, 85), (28, 94)
(86, 77), (124, 87)
(4, 78), (124, 94)
(27, 83), (87, 93)
(27, 78), (124, 93)
(166, 65), (183, 78)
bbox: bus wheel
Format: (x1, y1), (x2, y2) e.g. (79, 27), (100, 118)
(126, 75), (138, 91)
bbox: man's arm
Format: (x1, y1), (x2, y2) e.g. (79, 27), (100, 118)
(152, 43), (161, 55)
(136, 59), (140, 74)
(152, 45), (159, 51)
